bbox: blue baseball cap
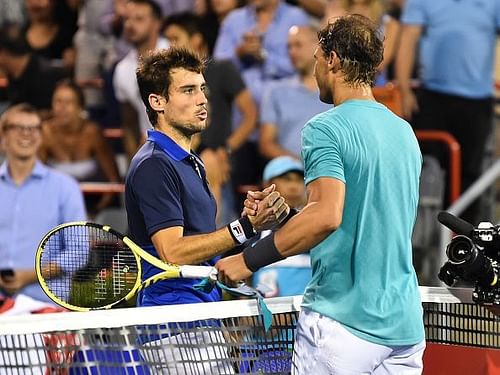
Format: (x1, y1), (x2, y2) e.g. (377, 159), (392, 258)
(263, 156), (304, 182)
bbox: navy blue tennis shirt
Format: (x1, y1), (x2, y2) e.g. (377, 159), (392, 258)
(125, 129), (221, 306)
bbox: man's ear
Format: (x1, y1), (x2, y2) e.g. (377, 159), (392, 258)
(148, 94), (165, 112)
(327, 51), (341, 73)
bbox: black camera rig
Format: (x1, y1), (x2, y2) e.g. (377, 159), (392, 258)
(438, 211), (500, 306)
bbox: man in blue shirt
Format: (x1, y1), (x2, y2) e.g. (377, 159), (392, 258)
(217, 15), (426, 374)
(396, 0), (500, 225)
(0, 103), (86, 304)
(125, 46), (288, 372)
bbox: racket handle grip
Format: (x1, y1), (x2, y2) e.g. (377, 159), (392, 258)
(180, 265), (218, 280)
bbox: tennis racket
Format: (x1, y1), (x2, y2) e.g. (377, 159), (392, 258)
(35, 221), (217, 311)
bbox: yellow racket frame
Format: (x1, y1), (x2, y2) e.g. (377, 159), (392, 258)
(35, 221), (211, 311)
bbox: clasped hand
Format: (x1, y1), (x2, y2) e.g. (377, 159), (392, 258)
(245, 184), (290, 232)
(216, 184), (289, 285)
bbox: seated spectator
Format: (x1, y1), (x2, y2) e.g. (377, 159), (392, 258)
(252, 156), (310, 297)
(259, 24), (330, 160)
(22, 0), (78, 70)
(0, 25), (68, 116)
(39, 80), (121, 217)
(0, 103), (86, 304)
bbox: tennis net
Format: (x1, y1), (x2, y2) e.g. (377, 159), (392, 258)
(0, 286), (498, 374)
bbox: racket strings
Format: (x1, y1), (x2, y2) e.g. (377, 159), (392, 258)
(40, 225), (139, 308)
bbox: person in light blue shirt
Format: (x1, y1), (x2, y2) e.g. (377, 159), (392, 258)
(217, 15), (426, 374)
(397, 0), (500, 225)
(213, 0), (309, 106)
(0, 103), (86, 304)
(259, 24), (331, 159)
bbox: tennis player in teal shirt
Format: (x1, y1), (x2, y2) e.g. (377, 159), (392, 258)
(216, 14), (426, 374)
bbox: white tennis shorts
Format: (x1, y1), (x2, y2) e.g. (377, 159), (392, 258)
(292, 308), (425, 375)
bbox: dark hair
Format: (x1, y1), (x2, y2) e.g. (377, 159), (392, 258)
(0, 25), (30, 56)
(136, 47), (206, 126)
(318, 14), (383, 86)
(162, 12), (204, 38)
(54, 79), (85, 108)
(128, 0), (163, 20)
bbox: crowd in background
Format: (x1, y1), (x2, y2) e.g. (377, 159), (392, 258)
(0, 0), (499, 301)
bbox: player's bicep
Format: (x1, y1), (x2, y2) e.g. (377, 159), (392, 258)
(306, 177), (345, 230)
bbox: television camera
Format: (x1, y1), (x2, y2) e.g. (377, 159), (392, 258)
(438, 211), (500, 306)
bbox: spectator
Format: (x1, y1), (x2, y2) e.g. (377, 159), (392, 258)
(22, 0), (78, 70)
(113, 0), (168, 160)
(253, 156), (310, 297)
(213, 0), (310, 106)
(163, 12), (258, 223)
(259, 24), (330, 160)
(38, 80), (121, 217)
(396, 0), (500, 224)
(0, 25), (68, 115)
(0, 103), (86, 304)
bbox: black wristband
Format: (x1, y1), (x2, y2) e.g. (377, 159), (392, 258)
(228, 216), (256, 244)
(242, 232), (285, 272)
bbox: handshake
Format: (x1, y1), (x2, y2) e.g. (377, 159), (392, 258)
(244, 184), (290, 232)
(219, 184), (291, 284)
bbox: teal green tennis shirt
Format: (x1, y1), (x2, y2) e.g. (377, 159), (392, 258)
(301, 100), (425, 346)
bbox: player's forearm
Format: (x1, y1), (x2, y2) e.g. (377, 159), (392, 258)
(157, 227), (237, 265)
(274, 201), (341, 257)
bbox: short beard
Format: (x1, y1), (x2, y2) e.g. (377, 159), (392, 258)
(170, 120), (205, 139)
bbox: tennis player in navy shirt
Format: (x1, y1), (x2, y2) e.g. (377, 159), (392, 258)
(125, 46), (290, 373)
(125, 46), (288, 307)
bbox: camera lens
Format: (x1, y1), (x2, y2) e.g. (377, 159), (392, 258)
(446, 235), (475, 265)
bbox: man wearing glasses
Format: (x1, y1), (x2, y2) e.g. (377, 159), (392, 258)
(0, 103), (86, 304)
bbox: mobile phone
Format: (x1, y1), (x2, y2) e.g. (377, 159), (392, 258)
(0, 269), (14, 278)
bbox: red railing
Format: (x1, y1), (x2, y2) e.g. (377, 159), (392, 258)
(415, 130), (461, 204)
